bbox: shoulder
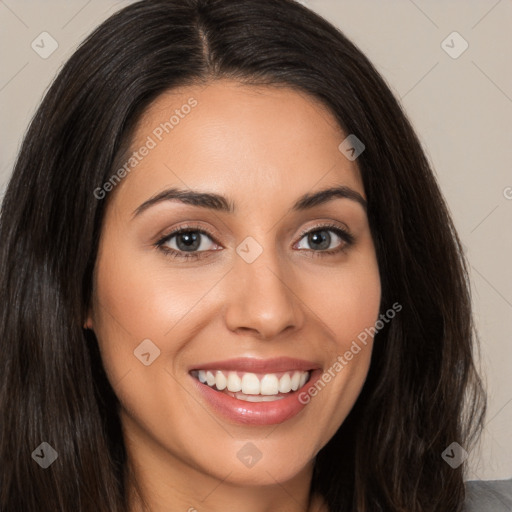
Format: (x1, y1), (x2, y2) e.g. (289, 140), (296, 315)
(464, 479), (512, 511)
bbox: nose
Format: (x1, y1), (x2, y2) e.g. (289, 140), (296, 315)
(223, 243), (304, 340)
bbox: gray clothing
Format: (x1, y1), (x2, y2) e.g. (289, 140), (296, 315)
(465, 479), (512, 511)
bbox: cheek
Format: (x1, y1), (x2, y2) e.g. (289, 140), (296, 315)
(90, 240), (163, 383)
(90, 237), (227, 387)
(296, 250), (381, 442)
(316, 274), (380, 339)
(93, 240), (190, 340)
(302, 249), (382, 348)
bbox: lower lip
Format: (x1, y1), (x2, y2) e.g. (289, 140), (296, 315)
(191, 369), (323, 426)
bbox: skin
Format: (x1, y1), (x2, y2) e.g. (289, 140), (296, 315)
(86, 79), (381, 512)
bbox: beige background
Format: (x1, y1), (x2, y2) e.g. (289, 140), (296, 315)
(1, 0), (511, 481)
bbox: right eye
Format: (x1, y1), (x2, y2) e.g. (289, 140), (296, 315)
(156, 225), (222, 260)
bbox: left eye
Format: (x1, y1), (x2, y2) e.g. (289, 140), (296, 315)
(296, 227), (349, 252)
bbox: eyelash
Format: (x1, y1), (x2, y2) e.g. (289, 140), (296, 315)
(155, 222), (355, 261)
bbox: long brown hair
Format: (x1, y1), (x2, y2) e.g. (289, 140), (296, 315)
(0, 1), (486, 510)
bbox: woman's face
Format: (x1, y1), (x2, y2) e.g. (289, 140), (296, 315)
(88, 79), (381, 492)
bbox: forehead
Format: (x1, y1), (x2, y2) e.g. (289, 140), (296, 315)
(111, 79), (364, 211)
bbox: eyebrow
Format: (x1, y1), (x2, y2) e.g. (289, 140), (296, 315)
(132, 185), (367, 218)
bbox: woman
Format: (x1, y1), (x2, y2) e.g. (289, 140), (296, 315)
(0, 0), (487, 510)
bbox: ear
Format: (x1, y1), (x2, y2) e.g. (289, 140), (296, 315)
(83, 309), (94, 330)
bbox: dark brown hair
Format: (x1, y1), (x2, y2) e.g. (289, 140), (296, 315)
(0, 0), (486, 510)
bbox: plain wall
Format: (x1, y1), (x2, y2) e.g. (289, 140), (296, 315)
(0, 0), (511, 481)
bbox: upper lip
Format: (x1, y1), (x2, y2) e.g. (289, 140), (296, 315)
(190, 357), (320, 373)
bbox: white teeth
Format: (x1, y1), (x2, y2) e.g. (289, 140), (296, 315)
(260, 374), (279, 395)
(227, 371), (242, 392)
(195, 369), (311, 396)
(279, 373), (292, 393)
(241, 373), (260, 395)
(215, 370), (227, 390)
(290, 371), (301, 391)
(206, 371), (215, 387)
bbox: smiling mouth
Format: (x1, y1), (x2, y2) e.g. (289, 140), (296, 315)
(190, 369), (312, 402)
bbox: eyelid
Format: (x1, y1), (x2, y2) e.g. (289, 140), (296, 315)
(155, 223), (221, 246)
(296, 221), (354, 243)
